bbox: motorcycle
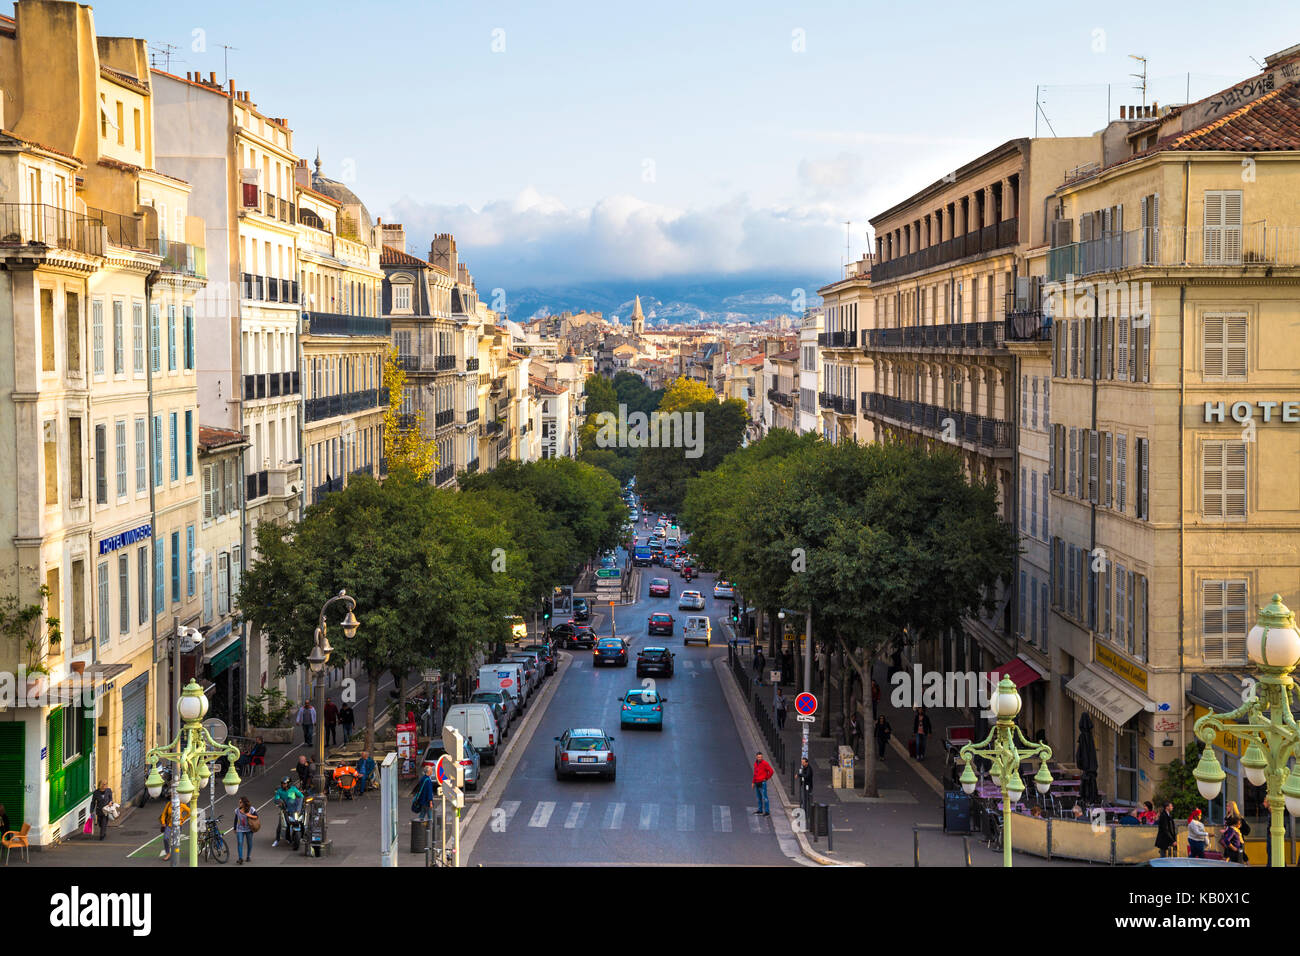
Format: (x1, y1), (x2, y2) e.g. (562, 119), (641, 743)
(277, 795), (305, 850)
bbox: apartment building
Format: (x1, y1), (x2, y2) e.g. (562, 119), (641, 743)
(797, 309), (823, 434)
(763, 349), (799, 433)
(816, 266), (867, 443)
(294, 161), (388, 504)
(196, 426), (247, 729)
(1042, 51), (1300, 810)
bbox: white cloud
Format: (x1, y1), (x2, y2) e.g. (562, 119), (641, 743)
(384, 188), (844, 287)
(798, 152), (865, 198)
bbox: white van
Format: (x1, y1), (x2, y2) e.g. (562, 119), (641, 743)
(478, 662), (527, 710)
(683, 615), (711, 646)
(444, 704), (501, 764)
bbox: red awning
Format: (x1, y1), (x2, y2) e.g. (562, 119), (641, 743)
(988, 656), (1042, 688)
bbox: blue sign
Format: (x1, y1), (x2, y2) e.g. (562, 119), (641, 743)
(40, 746), (47, 760)
(99, 523), (152, 556)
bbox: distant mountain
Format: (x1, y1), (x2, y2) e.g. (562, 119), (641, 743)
(489, 274), (826, 326)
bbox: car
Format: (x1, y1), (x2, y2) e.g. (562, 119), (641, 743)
(671, 556), (685, 572)
(648, 612), (675, 636)
(510, 648), (547, 680)
(636, 645), (675, 678)
(423, 738), (481, 791)
(478, 662), (528, 709)
(683, 615), (711, 646)
(678, 590), (705, 611)
(593, 637), (630, 667)
(619, 688), (668, 730)
(555, 728), (617, 780)
(553, 622), (597, 649)
(443, 703), (501, 764)
(468, 692), (514, 738)
(649, 577), (671, 598)
(572, 598), (591, 623)
(600, 555), (619, 569)
(523, 643), (557, 676)
(633, 545), (653, 567)
(504, 654), (542, 693)
(713, 581), (735, 599)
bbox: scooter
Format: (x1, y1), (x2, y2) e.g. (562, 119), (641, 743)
(277, 796), (305, 850)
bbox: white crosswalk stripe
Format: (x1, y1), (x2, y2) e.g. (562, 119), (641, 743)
(714, 805), (732, 832)
(748, 811), (768, 832)
(676, 804), (694, 831)
(564, 802), (589, 829)
(603, 802), (625, 829)
(529, 801), (556, 828)
(701, 659), (713, 670)
(681, 659), (696, 669)
(500, 800), (521, 828)
(638, 803), (659, 830)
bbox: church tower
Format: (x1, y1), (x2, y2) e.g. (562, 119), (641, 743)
(631, 295), (645, 336)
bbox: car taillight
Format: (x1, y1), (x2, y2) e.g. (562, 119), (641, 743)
(621, 705), (629, 711)
(561, 752), (569, 762)
(607, 753), (615, 763)
(489, 733), (495, 748)
(460, 759), (471, 766)
(475, 678), (480, 689)
(653, 705), (662, 711)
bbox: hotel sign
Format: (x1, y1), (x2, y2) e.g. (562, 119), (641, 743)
(1204, 401), (1300, 423)
(98, 523), (152, 556)
(1094, 642), (1149, 693)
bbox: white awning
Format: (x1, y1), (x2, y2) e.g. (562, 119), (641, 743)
(1065, 663), (1155, 731)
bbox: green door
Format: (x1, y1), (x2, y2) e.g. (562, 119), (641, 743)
(0, 722), (25, 828)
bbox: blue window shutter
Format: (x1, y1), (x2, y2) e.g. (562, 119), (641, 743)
(186, 525), (195, 597)
(154, 540), (164, 616)
(184, 410), (193, 477)
(153, 415), (163, 487)
(169, 412), (178, 481)
(171, 531), (180, 603)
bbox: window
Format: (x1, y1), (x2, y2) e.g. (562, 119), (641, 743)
(203, 464), (215, 520)
(133, 302), (144, 373)
(1117, 315), (1129, 382)
(169, 412), (178, 482)
(154, 539), (164, 616)
(1041, 582), (1049, 643)
(170, 530), (180, 604)
(150, 304), (160, 372)
(1103, 432), (1113, 507)
(1203, 190), (1243, 264)
(1043, 377), (1049, 424)
(1137, 437), (1151, 519)
(94, 423), (107, 504)
(218, 551), (230, 615)
(115, 421), (127, 498)
(1067, 546), (1077, 618)
(1133, 573), (1148, 660)
(92, 298), (105, 375)
(1020, 468), (1027, 532)
(1117, 435), (1128, 513)
(138, 546), (149, 625)
(97, 560), (109, 645)
(1030, 470), (1038, 537)
(1101, 561), (1112, 636)
(1203, 579), (1248, 662)
(115, 100), (124, 145)
(1115, 563), (1128, 641)
(153, 414), (163, 488)
(184, 410), (193, 477)
(203, 553), (213, 624)
(393, 284), (412, 311)
(1019, 571), (1027, 637)
(68, 417), (83, 502)
(70, 558), (85, 645)
(1030, 377), (1038, 429)
(1068, 428), (1078, 497)
(184, 306), (195, 371)
(1202, 440), (1246, 518)
(167, 306), (177, 371)
(112, 300), (124, 374)
(118, 552), (130, 634)
(1070, 321), (1079, 378)
(1202, 313), (1248, 380)
(63, 292), (81, 376)
(232, 545), (241, 599)
(1029, 579), (1039, 646)
(1087, 430), (1099, 504)
(186, 525), (196, 597)
(135, 417), (147, 492)
(1041, 473), (1048, 539)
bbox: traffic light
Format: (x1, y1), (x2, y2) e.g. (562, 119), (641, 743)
(730, 604), (740, 624)
(542, 599), (552, 622)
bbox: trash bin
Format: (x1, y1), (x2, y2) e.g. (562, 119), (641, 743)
(813, 803), (830, 842)
(410, 819), (429, 853)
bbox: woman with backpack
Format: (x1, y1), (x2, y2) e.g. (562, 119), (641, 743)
(234, 796), (259, 864)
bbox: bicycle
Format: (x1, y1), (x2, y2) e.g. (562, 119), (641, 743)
(197, 814), (230, 864)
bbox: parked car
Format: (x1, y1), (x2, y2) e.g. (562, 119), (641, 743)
(636, 645), (675, 678)
(523, 642), (556, 676)
(513, 648), (549, 680)
(593, 637), (630, 667)
(443, 703), (501, 764)
(467, 692), (513, 739)
(504, 654), (541, 694)
(477, 662), (528, 709)
(649, 577), (671, 598)
(572, 598), (591, 623)
(423, 737), (481, 791)
(619, 688), (667, 731)
(648, 612), (675, 636)
(678, 590), (705, 611)
(555, 728), (616, 781)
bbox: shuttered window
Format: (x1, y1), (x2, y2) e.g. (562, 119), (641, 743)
(1117, 315), (1129, 382)
(1115, 564), (1128, 643)
(1140, 193), (1160, 264)
(1052, 537), (1065, 609)
(1101, 562), (1112, 636)
(203, 465), (215, 521)
(1202, 579), (1248, 662)
(1103, 432), (1113, 507)
(1202, 440), (1246, 518)
(1134, 573), (1148, 661)
(1137, 438), (1151, 519)
(1068, 428), (1078, 497)
(1203, 190), (1243, 264)
(1116, 435), (1128, 513)
(1088, 430), (1099, 504)
(1067, 546), (1077, 618)
(1202, 312), (1248, 380)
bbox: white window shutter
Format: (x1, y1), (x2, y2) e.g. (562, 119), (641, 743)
(1203, 314), (1224, 378)
(1202, 579), (1224, 660)
(1117, 316), (1129, 381)
(1103, 432), (1113, 506)
(1117, 435), (1127, 513)
(1225, 581), (1248, 660)
(1225, 315), (1248, 379)
(1203, 441), (1224, 517)
(1226, 442), (1247, 517)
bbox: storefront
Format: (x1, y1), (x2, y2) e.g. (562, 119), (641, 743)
(203, 624), (244, 733)
(1188, 673), (1268, 828)
(1064, 661), (1156, 806)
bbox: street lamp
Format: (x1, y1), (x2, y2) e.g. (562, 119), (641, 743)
(145, 679), (241, 867)
(312, 590), (360, 782)
(1193, 593), (1300, 867)
(958, 675), (1053, 868)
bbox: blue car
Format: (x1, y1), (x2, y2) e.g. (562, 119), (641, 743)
(619, 688), (667, 730)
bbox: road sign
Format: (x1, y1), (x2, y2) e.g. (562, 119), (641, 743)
(202, 717), (228, 744)
(595, 568), (621, 579)
(796, 714), (815, 723)
(794, 692), (818, 717)
(438, 783), (465, 809)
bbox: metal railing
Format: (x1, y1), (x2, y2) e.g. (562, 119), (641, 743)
(862, 391), (1012, 451)
(767, 388), (794, 408)
(86, 206), (144, 249)
(244, 371), (299, 400)
(465, 357), (480, 372)
(485, 420), (504, 436)
(304, 388), (386, 423)
(155, 239), (206, 278)
(0, 203), (104, 256)
(311, 475), (344, 504)
(435, 464), (456, 486)
(245, 470), (268, 501)
(464, 407), (480, 423)
(435, 409), (454, 428)
(466, 457), (479, 473)
(824, 329), (857, 349)
(397, 355), (420, 372)
(240, 273), (298, 304)
(818, 390), (834, 410)
(379, 457), (389, 477)
(867, 318), (1007, 351)
(303, 312), (390, 337)
(1047, 225), (1300, 282)
(435, 355), (456, 371)
(873, 218), (1019, 283)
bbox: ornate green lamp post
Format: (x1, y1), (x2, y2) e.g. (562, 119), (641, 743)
(1192, 594), (1300, 868)
(958, 675), (1054, 867)
(145, 679), (242, 867)
(311, 591), (360, 784)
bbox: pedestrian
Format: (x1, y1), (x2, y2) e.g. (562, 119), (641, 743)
(1186, 809), (1208, 858)
(340, 703), (355, 745)
(1138, 800), (1158, 825)
(754, 646), (766, 687)
(158, 800), (190, 860)
(235, 736), (266, 775)
(324, 698), (339, 747)
(913, 706), (932, 760)
(874, 715), (892, 763)
(774, 688), (788, 731)
(91, 780), (113, 841)
(234, 796), (258, 864)
(413, 764), (437, 824)
(295, 753), (315, 792)
(296, 700), (316, 747)
(848, 712), (863, 758)
(1219, 818), (1247, 863)
(781, 649), (793, 686)
(871, 679), (881, 719)
(356, 750), (377, 793)
(751, 751), (774, 816)
(1155, 801), (1178, 858)
(797, 757), (813, 812)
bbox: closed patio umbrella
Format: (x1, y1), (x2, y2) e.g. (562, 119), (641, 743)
(1076, 712), (1099, 805)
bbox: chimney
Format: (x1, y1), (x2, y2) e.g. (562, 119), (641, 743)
(431, 233), (457, 277)
(382, 223), (407, 254)
(209, 71), (216, 85)
(228, 79), (235, 97)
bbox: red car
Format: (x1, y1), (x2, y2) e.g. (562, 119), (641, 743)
(649, 577), (671, 598)
(648, 612), (675, 636)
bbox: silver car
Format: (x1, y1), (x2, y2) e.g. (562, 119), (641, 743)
(554, 728), (617, 781)
(469, 689), (518, 734)
(677, 590), (705, 611)
(504, 654), (542, 694)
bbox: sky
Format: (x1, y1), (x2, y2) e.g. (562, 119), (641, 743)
(88, 0), (1300, 292)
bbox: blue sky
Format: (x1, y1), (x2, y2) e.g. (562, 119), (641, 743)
(91, 0), (1300, 290)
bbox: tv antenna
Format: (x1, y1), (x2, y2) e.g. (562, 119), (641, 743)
(149, 42), (180, 73)
(1129, 54), (1148, 107)
(843, 220), (852, 270)
(222, 44), (239, 85)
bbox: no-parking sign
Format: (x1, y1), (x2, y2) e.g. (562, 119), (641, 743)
(794, 692), (818, 717)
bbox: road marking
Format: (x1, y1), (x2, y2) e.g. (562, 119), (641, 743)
(564, 802), (589, 829)
(676, 804), (694, 831)
(701, 659), (713, 670)
(748, 811), (769, 832)
(681, 659), (695, 669)
(529, 801), (556, 828)
(714, 805), (732, 832)
(638, 803), (659, 830)
(603, 802), (625, 829)
(499, 800), (521, 828)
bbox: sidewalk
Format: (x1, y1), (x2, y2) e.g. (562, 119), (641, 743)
(723, 628), (1066, 867)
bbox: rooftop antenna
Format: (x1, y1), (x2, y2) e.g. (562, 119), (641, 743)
(843, 220), (852, 272)
(222, 44), (239, 86)
(149, 42), (179, 73)
(1129, 54), (1148, 107)
(1035, 86), (1057, 138)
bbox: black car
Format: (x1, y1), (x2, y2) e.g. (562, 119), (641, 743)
(636, 646), (675, 678)
(551, 622), (597, 649)
(572, 598), (591, 623)
(523, 642), (556, 675)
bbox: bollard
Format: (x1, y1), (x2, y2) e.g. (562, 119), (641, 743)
(410, 818), (427, 854)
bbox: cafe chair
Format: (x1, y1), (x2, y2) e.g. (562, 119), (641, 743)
(3, 823), (31, 864)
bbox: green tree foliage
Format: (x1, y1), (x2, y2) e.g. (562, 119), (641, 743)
(579, 373), (647, 484)
(658, 376), (717, 413)
(1153, 743), (1209, 819)
(638, 397), (747, 514)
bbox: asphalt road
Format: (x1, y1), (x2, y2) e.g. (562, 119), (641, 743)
(467, 528), (797, 866)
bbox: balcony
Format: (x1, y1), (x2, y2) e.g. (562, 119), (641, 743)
(818, 391), (834, 410)
(822, 329), (858, 349)
(871, 218), (1019, 283)
(85, 206), (144, 249)
(243, 371), (299, 401)
(268, 464), (299, 499)
(312, 475), (344, 505)
(397, 355), (421, 372)
(466, 457), (479, 473)
(304, 388), (386, 423)
(435, 355), (456, 372)
(435, 464), (456, 486)
(485, 420), (504, 437)
(241, 272), (298, 305)
(155, 239), (206, 279)
(767, 387), (794, 408)
(464, 407), (480, 424)
(1046, 226), (1300, 283)
(379, 457), (389, 477)
(245, 470), (269, 501)
(435, 409), (454, 429)
(397, 413), (418, 430)
(465, 357), (480, 372)
(0, 203), (104, 256)
(303, 312), (391, 337)
(832, 394), (856, 416)
(866, 319), (1007, 352)
(491, 376), (507, 393)
(862, 391), (1011, 453)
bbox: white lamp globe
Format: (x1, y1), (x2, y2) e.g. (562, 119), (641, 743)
(992, 676), (1021, 719)
(1247, 595), (1300, 668)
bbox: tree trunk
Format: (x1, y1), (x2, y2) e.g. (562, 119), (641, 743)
(818, 640), (832, 738)
(839, 639), (878, 797)
(396, 671), (406, 725)
(364, 666), (379, 754)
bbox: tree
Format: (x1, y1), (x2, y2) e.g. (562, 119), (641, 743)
(658, 376), (717, 413)
(382, 348), (438, 479)
(1153, 743), (1209, 819)
(583, 374), (618, 417)
(638, 397), (747, 514)
(0, 584), (60, 676)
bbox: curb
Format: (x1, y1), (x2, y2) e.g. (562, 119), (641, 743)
(717, 623), (858, 867)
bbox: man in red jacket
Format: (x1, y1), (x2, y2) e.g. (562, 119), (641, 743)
(752, 752), (774, 816)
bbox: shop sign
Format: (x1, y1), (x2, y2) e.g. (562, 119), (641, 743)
(1094, 643), (1148, 693)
